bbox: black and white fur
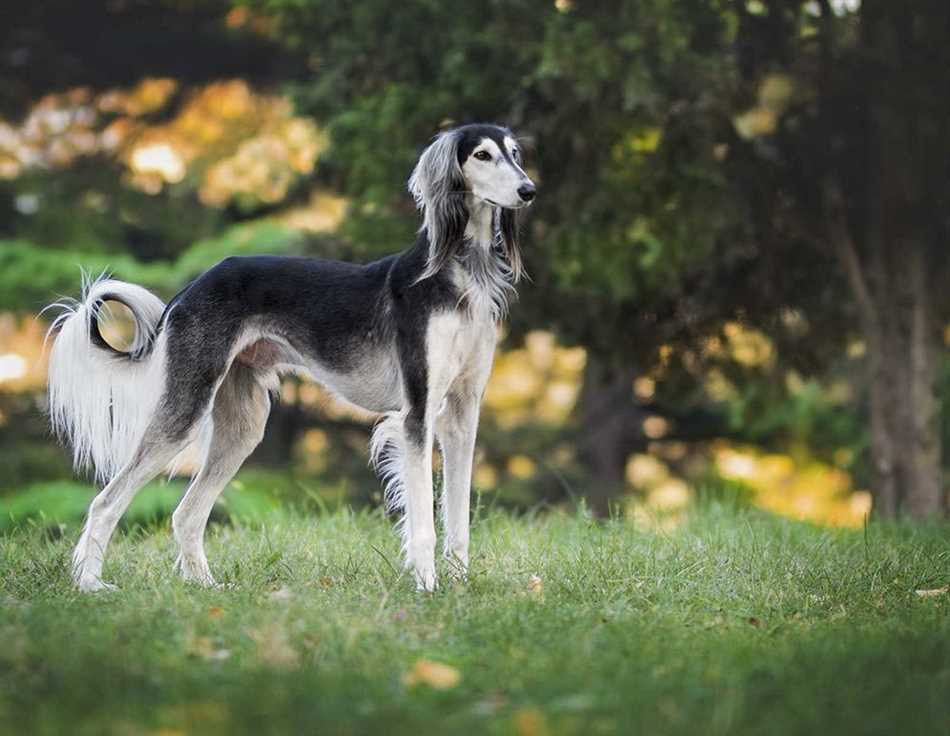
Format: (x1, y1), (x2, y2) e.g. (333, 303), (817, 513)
(46, 124), (536, 592)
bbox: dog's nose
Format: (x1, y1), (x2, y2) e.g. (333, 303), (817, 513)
(517, 183), (536, 202)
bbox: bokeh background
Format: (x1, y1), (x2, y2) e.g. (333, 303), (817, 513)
(1, 0), (947, 533)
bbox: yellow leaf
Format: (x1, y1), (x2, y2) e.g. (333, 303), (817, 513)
(402, 658), (461, 690)
(513, 707), (550, 736)
(527, 575), (543, 595)
(185, 634), (231, 662)
(268, 587), (293, 603)
(249, 626), (300, 668)
(915, 586), (949, 598)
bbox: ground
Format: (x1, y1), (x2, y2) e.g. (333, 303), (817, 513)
(1, 502), (948, 735)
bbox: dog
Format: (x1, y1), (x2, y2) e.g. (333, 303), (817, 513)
(46, 123), (536, 592)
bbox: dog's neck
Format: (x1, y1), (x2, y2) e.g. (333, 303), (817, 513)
(464, 196), (496, 247)
(455, 196), (514, 321)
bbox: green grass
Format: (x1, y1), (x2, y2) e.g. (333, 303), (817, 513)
(1, 503), (948, 735)
(0, 480), (280, 533)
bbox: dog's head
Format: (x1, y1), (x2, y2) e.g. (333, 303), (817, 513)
(409, 124), (534, 281)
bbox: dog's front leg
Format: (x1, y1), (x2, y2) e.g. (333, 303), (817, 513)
(401, 407), (437, 591)
(437, 330), (494, 578)
(437, 394), (478, 577)
(394, 313), (470, 592)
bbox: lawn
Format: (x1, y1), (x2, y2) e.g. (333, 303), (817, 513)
(1, 501), (948, 735)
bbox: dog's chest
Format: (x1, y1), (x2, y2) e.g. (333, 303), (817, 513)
(449, 252), (513, 323)
(427, 310), (495, 382)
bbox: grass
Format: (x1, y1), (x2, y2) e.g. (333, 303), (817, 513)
(0, 480), (280, 533)
(1, 501), (948, 735)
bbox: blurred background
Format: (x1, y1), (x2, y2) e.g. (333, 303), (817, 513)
(1, 0), (947, 533)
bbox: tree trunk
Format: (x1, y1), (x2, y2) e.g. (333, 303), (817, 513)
(829, 1), (948, 518)
(895, 246), (944, 516)
(837, 232), (944, 518)
(865, 326), (900, 517)
(575, 356), (641, 516)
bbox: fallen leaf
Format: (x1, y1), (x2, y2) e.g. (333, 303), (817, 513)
(527, 575), (543, 595)
(470, 691), (508, 716)
(249, 626), (300, 668)
(513, 707), (550, 736)
(185, 635), (231, 661)
(208, 606), (225, 619)
(157, 701), (230, 732)
(915, 586), (949, 598)
(268, 587), (293, 603)
(402, 658), (461, 690)
(747, 617), (761, 628)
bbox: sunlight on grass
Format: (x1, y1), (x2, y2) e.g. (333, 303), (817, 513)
(0, 506), (947, 735)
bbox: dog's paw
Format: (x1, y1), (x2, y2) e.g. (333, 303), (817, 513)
(75, 575), (118, 593)
(174, 553), (216, 588)
(414, 566), (438, 593)
(175, 556), (217, 588)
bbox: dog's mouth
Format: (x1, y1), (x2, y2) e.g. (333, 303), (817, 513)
(484, 198), (533, 210)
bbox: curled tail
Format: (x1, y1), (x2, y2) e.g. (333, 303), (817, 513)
(46, 275), (168, 485)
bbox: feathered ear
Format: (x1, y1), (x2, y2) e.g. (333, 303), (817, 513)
(408, 130), (468, 280)
(498, 207), (525, 283)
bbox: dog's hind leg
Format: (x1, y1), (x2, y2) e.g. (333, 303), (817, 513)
(72, 422), (195, 592)
(171, 362), (271, 586)
(72, 324), (236, 592)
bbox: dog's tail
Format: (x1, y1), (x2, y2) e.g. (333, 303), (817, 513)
(46, 274), (168, 486)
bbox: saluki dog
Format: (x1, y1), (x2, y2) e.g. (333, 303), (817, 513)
(46, 123), (536, 592)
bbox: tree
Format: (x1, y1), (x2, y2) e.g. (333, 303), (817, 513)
(245, 0), (849, 511)
(728, 0), (949, 516)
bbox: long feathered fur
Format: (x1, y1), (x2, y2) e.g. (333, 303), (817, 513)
(409, 129), (525, 288)
(455, 216), (518, 320)
(369, 410), (410, 551)
(408, 130), (470, 282)
(46, 274), (168, 485)
(499, 206), (525, 283)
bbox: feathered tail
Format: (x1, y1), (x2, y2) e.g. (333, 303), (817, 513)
(46, 275), (167, 485)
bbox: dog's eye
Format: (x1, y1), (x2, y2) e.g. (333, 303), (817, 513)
(473, 151), (492, 162)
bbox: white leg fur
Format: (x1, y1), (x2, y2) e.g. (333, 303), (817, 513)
(371, 313), (474, 591)
(437, 328), (494, 578)
(372, 408), (438, 591)
(405, 313), (472, 591)
(402, 434), (438, 591)
(437, 397), (479, 576)
(172, 366), (269, 586)
(73, 433), (188, 591)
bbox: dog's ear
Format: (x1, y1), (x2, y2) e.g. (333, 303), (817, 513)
(498, 207), (525, 283)
(408, 130), (468, 280)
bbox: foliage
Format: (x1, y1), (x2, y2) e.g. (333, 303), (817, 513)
(245, 0), (765, 364)
(0, 0), (946, 515)
(0, 220), (306, 310)
(236, 0), (883, 505)
(2, 505), (949, 734)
